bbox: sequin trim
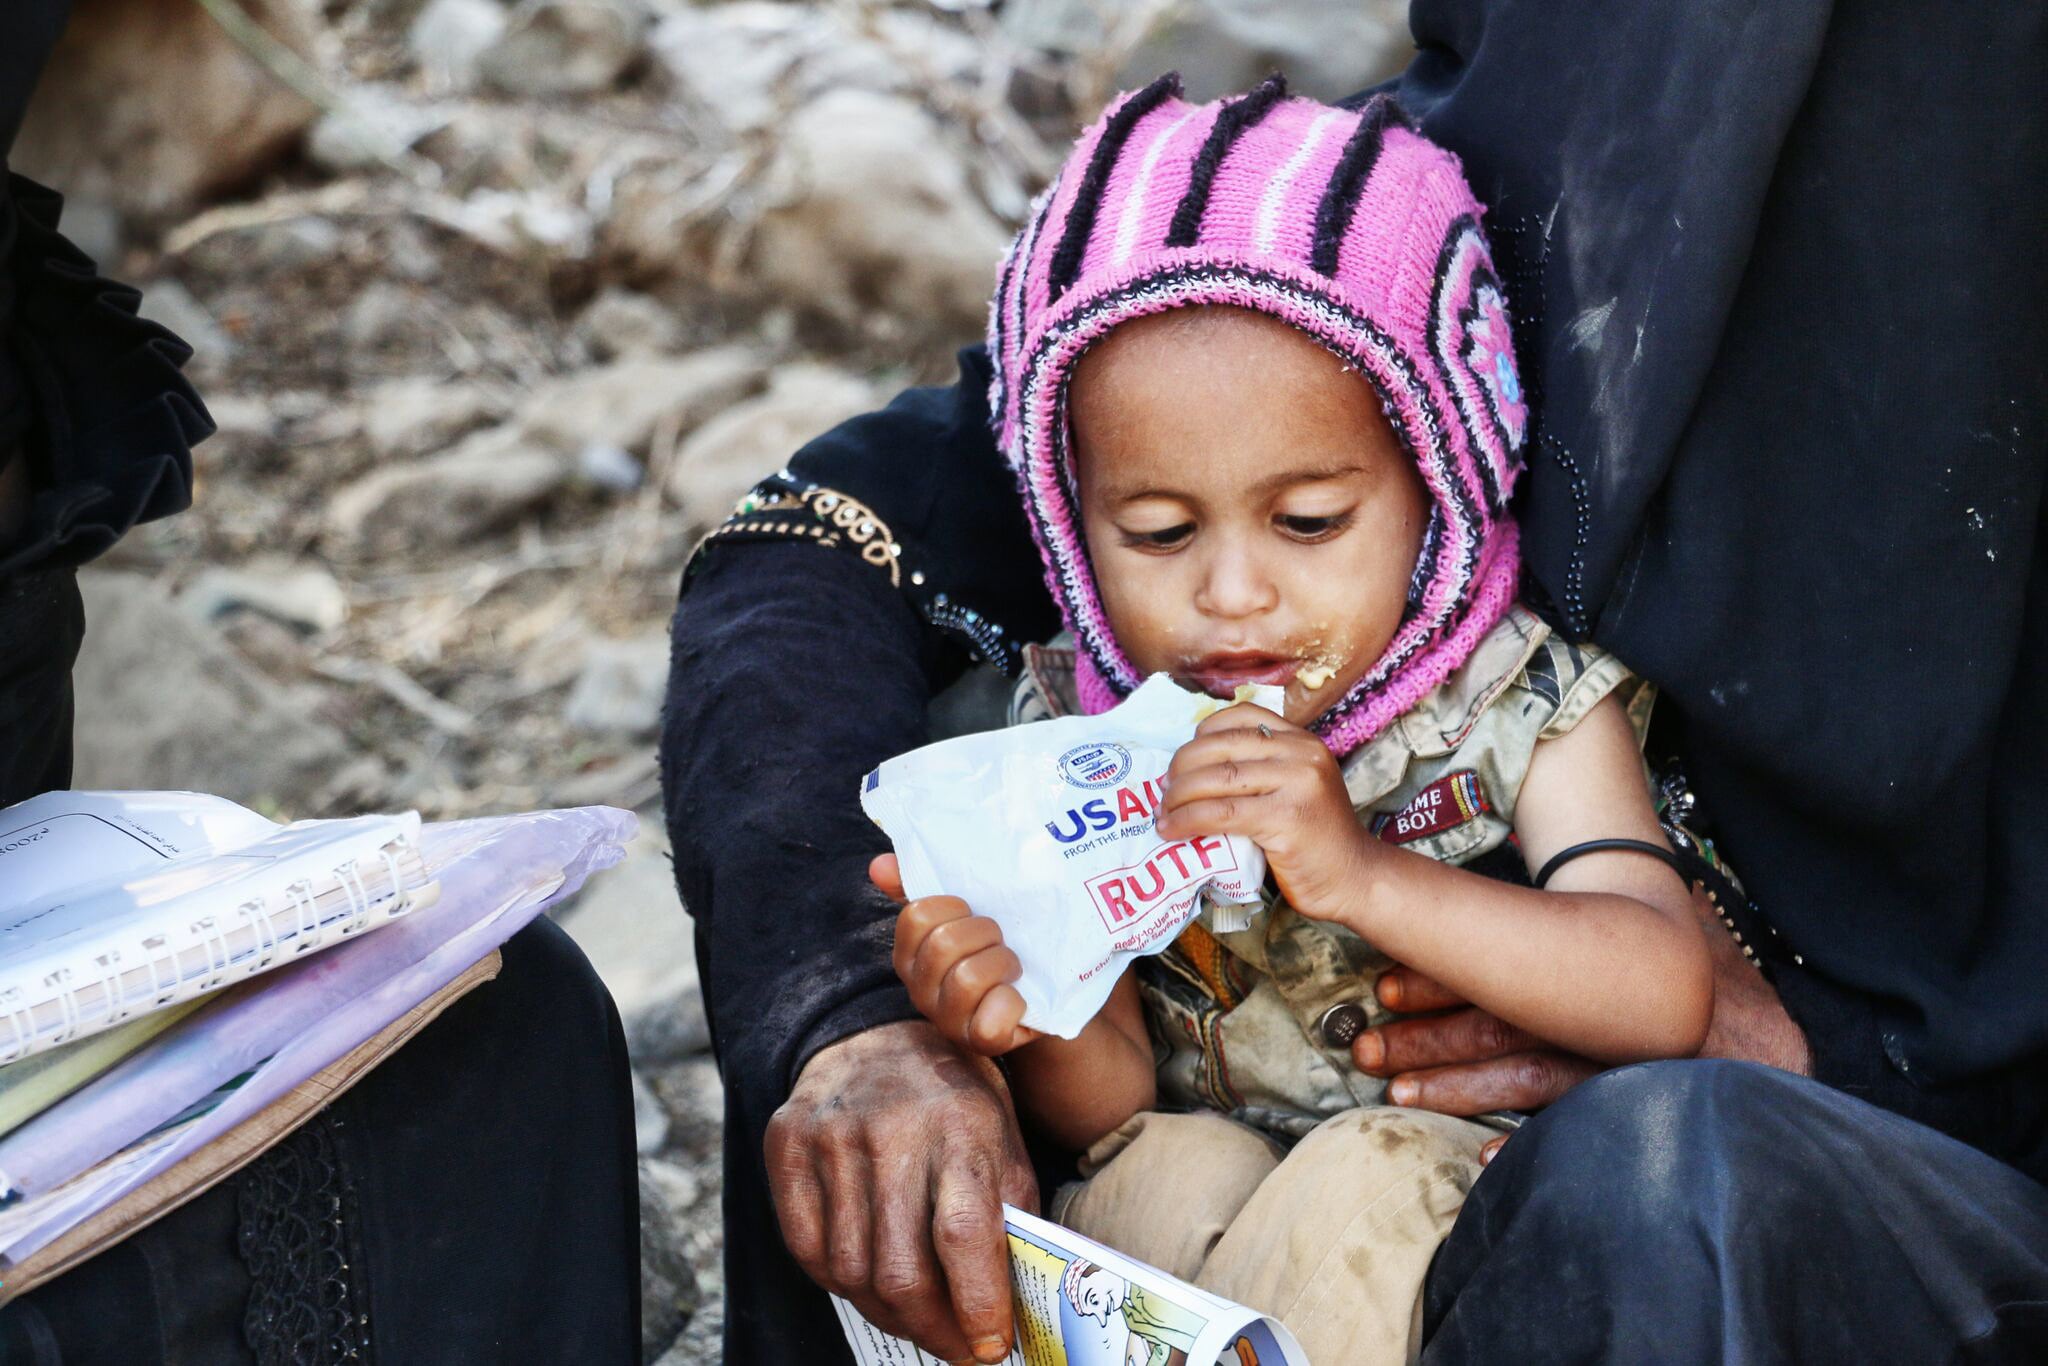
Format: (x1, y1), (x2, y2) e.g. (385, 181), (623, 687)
(237, 1112), (374, 1364)
(703, 477), (906, 588)
(696, 475), (1021, 672)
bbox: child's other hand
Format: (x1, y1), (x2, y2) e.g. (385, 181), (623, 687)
(1154, 704), (1374, 924)
(877, 855), (1042, 1057)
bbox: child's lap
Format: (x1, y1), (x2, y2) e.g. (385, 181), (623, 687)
(1054, 1107), (1493, 1364)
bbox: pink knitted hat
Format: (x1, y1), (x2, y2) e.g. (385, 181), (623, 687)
(987, 75), (1529, 758)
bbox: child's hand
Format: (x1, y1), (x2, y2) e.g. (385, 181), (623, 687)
(878, 855), (1043, 1057)
(1154, 703), (1375, 924)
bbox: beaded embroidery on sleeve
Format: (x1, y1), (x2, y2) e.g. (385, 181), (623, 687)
(693, 472), (1021, 672)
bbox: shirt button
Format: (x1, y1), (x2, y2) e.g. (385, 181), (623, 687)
(1319, 1002), (1368, 1049)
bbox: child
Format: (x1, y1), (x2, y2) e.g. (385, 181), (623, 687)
(888, 75), (1714, 1362)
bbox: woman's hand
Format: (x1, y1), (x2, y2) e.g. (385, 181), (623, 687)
(883, 855), (1043, 1057)
(1153, 703), (1375, 924)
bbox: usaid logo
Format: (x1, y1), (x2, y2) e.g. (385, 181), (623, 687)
(1057, 743), (1131, 790)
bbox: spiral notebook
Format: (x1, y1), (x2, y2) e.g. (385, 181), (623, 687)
(0, 791), (437, 1065)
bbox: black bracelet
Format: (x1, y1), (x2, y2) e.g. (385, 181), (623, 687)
(1532, 837), (1688, 890)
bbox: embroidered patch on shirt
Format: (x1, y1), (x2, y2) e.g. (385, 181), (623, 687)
(1371, 771), (1491, 845)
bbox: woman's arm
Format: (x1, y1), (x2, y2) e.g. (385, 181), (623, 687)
(1159, 696), (1713, 1066)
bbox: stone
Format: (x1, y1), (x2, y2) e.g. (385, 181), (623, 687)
(179, 559), (350, 635)
(648, 3), (978, 135)
(654, 1311), (720, 1366)
(70, 572), (355, 807)
(306, 93), (449, 175)
(359, 378), (511, 460)
(632, 1070), (671, 1156)
(517, 349), (766, 458)
(325, 428), (566, 554)
(639, 1157), (701, 1360)
(59, 198), (124, 268)
(575, 288), (681, 361)
(563, 634), (670, 736)
(649, 1056), (724, 1161)
(180, 215), (346, 278)
(665, 364), (877, 529)
(344, 280), (435, 356)
(641, 1152), (701, 1217)
(409, 0), (508, 92)
(1003, 0), (1413, 103)
(741, 89), (1008, 337)
(137, 281), (234, 372)
(11, 0), (320, 221)
(575, 441), (644, 493)
(556, 830), (710, 1063)
(480, 0), (649, 97)
(191, 394), (281, 468)
(424, 188), (594, 260)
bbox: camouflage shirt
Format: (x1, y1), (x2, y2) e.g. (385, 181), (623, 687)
(1011, 605), (1651, 1138)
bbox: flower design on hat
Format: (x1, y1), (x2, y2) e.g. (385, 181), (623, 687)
(1427, 220), (1526, 515)
(1464, 285), (1527, 450)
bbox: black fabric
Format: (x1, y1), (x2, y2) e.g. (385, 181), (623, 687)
(0, 1180), (256, 1366)
(322, 916), (641, 1363)
(0, 171), (212, 579)
(665, 2), (2048, 1358)
(664, 541), (942, 1360)
(0, 566), (79, 805)
(1, 1), (212, 582)
(0, 0), (68, 471)
(1403, 0), (2048, 1119)
(1422, 1060), (2048, 1361)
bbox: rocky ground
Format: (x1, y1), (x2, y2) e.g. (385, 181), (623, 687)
(21, 0), (1407, 1357)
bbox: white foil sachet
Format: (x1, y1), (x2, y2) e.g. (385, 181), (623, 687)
(861, 673), (1280, 1039)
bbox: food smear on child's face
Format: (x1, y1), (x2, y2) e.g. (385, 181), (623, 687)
(1071, 305), (1429, 727)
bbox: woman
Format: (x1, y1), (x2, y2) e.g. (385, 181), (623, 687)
(664, 2), (2048, 1361)
(0, 6), (639, 1360)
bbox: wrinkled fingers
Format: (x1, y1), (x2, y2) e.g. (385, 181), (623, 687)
(864, 1163), (976, 1358)
(1385, 1049), (1601, 1116)
(931, 1142), (1022, 1364)
(1354, 1006), (1540, 1075)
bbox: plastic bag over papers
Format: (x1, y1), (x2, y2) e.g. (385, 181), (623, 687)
(860, 674), (1278, 1039)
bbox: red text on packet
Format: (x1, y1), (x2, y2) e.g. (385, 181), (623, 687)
(1084, 836), (1238, 933)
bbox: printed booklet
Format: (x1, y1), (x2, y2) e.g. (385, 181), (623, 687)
(834, 1205), (1307, 1366)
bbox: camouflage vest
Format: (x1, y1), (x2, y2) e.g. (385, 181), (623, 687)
(1010, 605), (1651, 1138)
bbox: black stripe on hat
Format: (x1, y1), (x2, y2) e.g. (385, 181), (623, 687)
(1308, 96), (1415, 276)
(1163, 72), (1289, 249)
(1046, 73), (1183, 302)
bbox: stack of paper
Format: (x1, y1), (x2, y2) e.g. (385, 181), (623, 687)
(0, 794), (635, 1297)
(0, 791), (438, 1065)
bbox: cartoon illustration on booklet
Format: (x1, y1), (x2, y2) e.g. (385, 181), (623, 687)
(834, 1206), (1308, 1366)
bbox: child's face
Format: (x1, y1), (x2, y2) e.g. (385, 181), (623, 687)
(1070, 306), (1430, 726)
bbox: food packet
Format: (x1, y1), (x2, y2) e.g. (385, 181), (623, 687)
(860, 674), (1281, 1039)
